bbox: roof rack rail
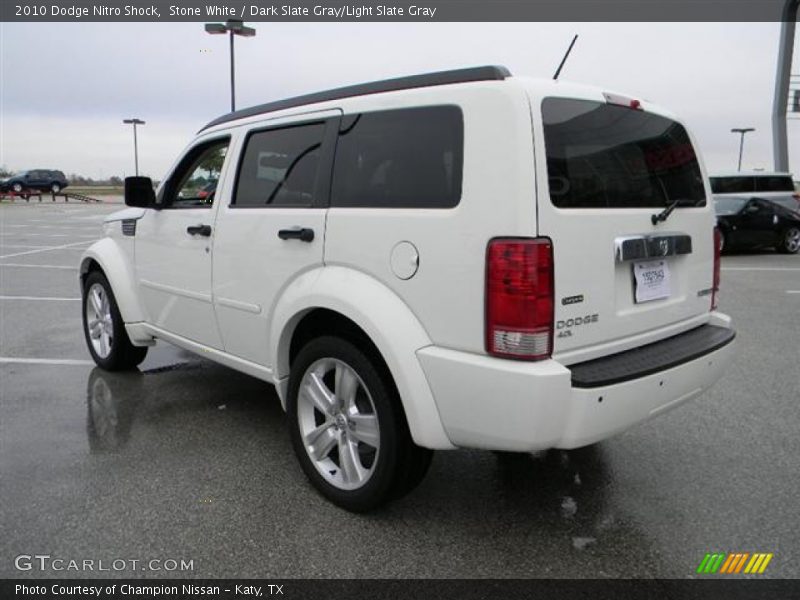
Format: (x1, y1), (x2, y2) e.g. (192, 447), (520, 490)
(200, 65), (512, 131)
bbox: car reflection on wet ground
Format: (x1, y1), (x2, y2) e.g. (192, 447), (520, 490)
(1, 202), (799, 578)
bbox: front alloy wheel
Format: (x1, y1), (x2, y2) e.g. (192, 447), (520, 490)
(82, 271), (148, 370)
(85, 282), (114, 359)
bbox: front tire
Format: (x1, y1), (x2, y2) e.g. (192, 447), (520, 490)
(82, 271), (147, 370)
(778, 227), (800, 254)
(51, 182), (61, 194)
(287, 336), (431, 512)
(11, 183), (23, 193)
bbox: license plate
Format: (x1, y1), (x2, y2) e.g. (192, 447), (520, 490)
(633, 259), (671, 303)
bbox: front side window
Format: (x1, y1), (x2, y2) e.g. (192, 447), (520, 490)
(166, 139), (229, 208)
(233, 122), (325, 208)
(542, 98), (706, 209)
(331, 106), (463, 209)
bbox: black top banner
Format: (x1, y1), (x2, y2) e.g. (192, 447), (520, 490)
(0, 0), (795, 22)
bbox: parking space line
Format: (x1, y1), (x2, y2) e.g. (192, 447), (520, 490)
(0, 263), (77, 270)
(0, 239), (96, 259)
(787, 291), (800, 294)
(0, 295), (80, 301)
(0, 357), (93, 366)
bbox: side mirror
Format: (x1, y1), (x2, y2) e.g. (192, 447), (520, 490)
(124, 176), (156, 208)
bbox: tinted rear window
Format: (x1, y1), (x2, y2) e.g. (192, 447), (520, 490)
(542, 98), (706, 209)
(755, 176), (794, 193)
(331, 106), (463, 208)
(710, 177), (754, 194)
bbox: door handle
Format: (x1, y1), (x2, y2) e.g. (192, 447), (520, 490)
(186, 224), (212, 237)
(278, 227), (314, 243)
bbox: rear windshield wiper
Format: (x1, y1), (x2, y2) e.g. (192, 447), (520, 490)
(651, 198), (699, 225)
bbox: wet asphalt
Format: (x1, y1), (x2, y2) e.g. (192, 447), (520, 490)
(0, 200), (798, 579)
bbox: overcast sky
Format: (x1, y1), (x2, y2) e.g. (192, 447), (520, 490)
(1, 21), (798, 179)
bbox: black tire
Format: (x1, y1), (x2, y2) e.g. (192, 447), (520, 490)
(51, 182), (61, 194)
(287, 336), (431, 512)
(718, 230), (727, 254)
(777, 227), (800, 254)
(82, 271), (148, 371)
(11, 182), (22, 193)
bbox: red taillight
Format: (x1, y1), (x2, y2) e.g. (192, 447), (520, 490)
(711, 228), (721, 311)
(486, 238), (554, 360)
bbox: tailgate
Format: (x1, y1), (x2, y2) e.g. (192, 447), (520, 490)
(531, 93), (716, 362)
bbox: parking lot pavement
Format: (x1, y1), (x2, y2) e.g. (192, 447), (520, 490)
(1, 202), (799, 579)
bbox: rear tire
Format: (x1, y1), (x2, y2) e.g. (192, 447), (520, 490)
(82, 271), (148, 371)
(11, 182), (22, 193)
(778, 227), (800, 254)
(287, 336), (431, 512)
(51, 182), (61, 194)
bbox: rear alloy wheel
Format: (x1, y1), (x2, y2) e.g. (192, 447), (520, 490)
(11, 183), (23, 193)
(779, 227), (800, 254)
(288, 336), (431, 511)
(51, 182), (61, 194)
(82, 271), (148, 370)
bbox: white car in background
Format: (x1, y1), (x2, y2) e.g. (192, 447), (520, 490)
(710, 171), (800, 212)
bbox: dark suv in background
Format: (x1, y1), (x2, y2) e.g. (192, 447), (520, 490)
(1, 169), (69, 194)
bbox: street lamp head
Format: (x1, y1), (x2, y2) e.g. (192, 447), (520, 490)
(206, 19), (256, 37)
(204, 23), (227, 34)
(731, 127), (755, 134)
(123, 118), (145, 125)
(235, 26), (256, 37)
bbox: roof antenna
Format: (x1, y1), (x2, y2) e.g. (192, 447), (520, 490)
(553, 34), (579, 80)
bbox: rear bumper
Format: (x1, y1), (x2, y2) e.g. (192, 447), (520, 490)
(417, 315), (736, 452)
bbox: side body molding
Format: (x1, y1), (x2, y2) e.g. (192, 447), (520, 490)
(270, 266), (455, 450)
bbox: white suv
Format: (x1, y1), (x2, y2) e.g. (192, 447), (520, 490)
(80, 66), (735, 511)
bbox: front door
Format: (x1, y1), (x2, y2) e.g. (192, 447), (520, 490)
(135, 136), (231, 348)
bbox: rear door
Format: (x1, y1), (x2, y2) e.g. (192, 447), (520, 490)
(531, 94), (715, 361)
(212, 110), (340, 367)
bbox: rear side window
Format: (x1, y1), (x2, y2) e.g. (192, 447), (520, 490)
(331, 106), (463, 208)
(234, 122), (325, 208)
(755, 176), (794, 193)
(542, 98), (706, 209)
(710, 176), (754, 194)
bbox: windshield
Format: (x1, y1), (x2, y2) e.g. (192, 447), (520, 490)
(542, 98), (706, 209)
(713, 197), (748, 215)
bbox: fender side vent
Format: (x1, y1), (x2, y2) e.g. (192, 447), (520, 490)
(121, 219), (137, 237)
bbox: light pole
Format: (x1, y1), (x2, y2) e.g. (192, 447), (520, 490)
(205, 19), (256, 112)
(122, 118), (145, 176)
(731, 127), (755, 172)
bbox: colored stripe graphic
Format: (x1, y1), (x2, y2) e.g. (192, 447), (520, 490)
(744, 553), (774, 574)
(698, 552), (773, 575)
(697, 553), (726, 574)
